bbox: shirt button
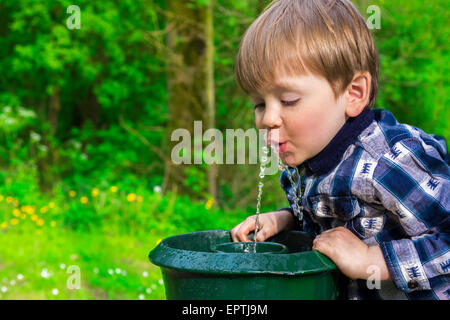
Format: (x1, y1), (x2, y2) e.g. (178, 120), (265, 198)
(407, 280), (419, 289)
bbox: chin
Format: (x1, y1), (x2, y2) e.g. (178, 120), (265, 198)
(280, 153), (301, 168)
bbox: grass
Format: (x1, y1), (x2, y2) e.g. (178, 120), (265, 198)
(0, 226), (166, 300)
(0, 183), (250, 300)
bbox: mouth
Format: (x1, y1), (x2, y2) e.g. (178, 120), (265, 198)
(267, 140), (288, 154)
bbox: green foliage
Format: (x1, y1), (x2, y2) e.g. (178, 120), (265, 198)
(0, 0), (448, 299)
(369, 0), (450, 141)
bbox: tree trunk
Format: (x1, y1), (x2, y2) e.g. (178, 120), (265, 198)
(49, 85), (61, 134)
(164, 0), (217, 201)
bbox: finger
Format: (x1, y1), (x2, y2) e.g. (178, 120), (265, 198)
(237, 217), (257, 242)
(312, 236), (334, 258)
(255, 227), (269, 242)
(230, 223), (243, 242)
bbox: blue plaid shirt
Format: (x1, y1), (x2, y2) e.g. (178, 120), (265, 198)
(281, 108), (449, 300)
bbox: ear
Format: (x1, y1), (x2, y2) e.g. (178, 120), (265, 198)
(344, 71), (372, 117)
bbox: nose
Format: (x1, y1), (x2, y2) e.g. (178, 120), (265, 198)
(261, 103), (282, 129)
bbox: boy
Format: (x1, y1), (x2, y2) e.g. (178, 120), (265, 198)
(230, 0), (449, 300)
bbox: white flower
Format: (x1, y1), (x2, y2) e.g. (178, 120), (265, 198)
(151, 284), (157, 290)
(60, 263), (66, 270)
(17, 274), (24, 280)
(121, 270), (127, 276)
(108, 269), (114, 275)
(153, 186), (162, 193)
(93, 268), (99, 274)
(142, 271), (148, 278)
(1, 286), (7, 293)
(51, 288), (59, 296)
(158, 279), (164, 285)
(9, 280), (16, 286)
(138, 294), (145, 300)
(115, 268), (121, 274)
(146, 288), (152, 294)
(41, 268), (52, 279)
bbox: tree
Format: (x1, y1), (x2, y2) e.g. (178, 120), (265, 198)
(164, 0), (217, 200)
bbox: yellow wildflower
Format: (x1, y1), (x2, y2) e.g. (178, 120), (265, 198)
(1, 222), (7, 229)
(13, 209), (21, 217)
(40, 206), (48, 214)
(137, 196), (143, 203)
(69, 190), (76, 197)
(91, 188), (99, 197)
(48, 202), (55, 209)
(80, 196), (89, 204)
(22, 205), (35, 215)
(50, 221), (56, 227)
(13, 199), (19, 207)
(36, 219), (44, 226)
(126, 193), (137, 202)
(204, 198), (214, 210)
(110, 186), (118, 193)
(6, 196), (13, 203)
(156, 239), (162, 245)
(31, 215), (38, 221)
(10, 218), (19, 226)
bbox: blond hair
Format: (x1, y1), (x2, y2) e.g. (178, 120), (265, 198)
(235, 0), (379, 109)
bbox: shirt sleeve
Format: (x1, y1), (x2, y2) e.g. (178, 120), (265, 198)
(371, 137), (450, 297)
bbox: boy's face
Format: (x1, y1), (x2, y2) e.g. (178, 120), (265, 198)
(251, 72), (349, 167)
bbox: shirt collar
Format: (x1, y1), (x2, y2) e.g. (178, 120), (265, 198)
(301, 108), (375, 176)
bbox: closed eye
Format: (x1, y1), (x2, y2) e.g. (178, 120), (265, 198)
(254, 99), (300, 109)
(282, 99), (300, 106)
(254, 103), (265, 110)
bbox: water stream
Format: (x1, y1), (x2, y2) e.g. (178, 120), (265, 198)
(253, 146), (269, 251)
(253, 146), (303, 252)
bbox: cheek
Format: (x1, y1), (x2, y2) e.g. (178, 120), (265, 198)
(254, 111), (264, 129)
(288, 111), (324, 140)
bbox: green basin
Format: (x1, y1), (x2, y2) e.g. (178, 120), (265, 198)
(211, 241), (288, 254)
(149, 229), (341, 300)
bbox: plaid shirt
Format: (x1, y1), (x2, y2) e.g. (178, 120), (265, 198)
(281, 108), (449, 300)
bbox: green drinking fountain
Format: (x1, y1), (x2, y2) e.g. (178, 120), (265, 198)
(149, 229), (342, 300)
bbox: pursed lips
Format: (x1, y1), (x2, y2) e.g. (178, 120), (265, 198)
(267, 140), (288, 153)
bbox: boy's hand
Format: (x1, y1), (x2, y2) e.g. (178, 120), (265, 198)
(231, 210), (295, 242)
(312, 227), (391, 280)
